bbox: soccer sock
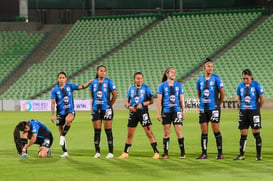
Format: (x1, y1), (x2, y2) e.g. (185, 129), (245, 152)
(62, 125), (70, 136)
(214, 132), (222, 155)
(163, 137), (170, 155)
(21, 138), (28, 153)
(178, 137), (185, 156)
(201, 134), (208, 154)
(62, 141), (67, 152)
(239, 135), (247, 156)
(151, 142), (159, 153)
(94, 129), (101, 153)
(253, 133), (262, 157)
(105, 129), (114, 154)
(124, 143), (131, 153)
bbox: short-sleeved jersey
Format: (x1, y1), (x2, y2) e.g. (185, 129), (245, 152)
(196, 73), (224, 111)
(157, 81), (184, 113)
(126, 83), (153, 111)
(90, 77), (116, 110)
(51, 82), (78, 115)
(28, 120), (52, 140)
(237, 80), (264, 110)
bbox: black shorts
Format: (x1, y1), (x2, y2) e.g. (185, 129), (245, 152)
(56, 112), (75, 126)
(238, 109), (261, 129)
(35, 133), (53, 148)
(92, 108), (114, 121)
(199, 109), (221, 124)
(128, 110), (152, 128)
(162, 112), (183, 125)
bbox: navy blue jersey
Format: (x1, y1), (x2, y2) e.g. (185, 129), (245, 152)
(90, 77), (116, 110)
(157, 81), (184, 113)
(126, 83), (153, 111)
(51, 82), (78, 115)
(237, 80), (264, 110)
(28, 120), (52, 140)
(196, 74), (224, 111)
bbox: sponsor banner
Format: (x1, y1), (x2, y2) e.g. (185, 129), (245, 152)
(20, 100), (91, 112)
(184, 98), (239, 109)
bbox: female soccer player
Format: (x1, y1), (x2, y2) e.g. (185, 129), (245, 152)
(90, 65), (117, 159)
(51, 71), (91, 158)
(196, 58), (225, 160)
(233, 69), (264, 161)
(14, 120), (53, 158)
(118, 72), (160, 159)
(157, 67), (186, 159)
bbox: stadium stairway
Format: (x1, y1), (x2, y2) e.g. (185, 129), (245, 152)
(0, 24), (72, 95)
(34, 15), (162, 99)
(178, 13), (268, 85)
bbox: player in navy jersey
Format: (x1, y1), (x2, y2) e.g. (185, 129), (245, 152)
(118, 72), (160, 159)
(233, 69), (264, 161)
(14, 120), (53, 158)
(157, 67), (186, 159)
(90, 65), (117, 159)
(196, 58), (225, 160)
(51, 72), (91, 158)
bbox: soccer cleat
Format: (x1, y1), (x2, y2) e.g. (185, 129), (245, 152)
(216, 154), (224, 160)
(20, 153), (28, 158)
(256, 156), (262, 161)
(94, 152), (101, 158)
(180, 155), (186, 159)
(59, 136), (65, 146)
(47, 148), (51, 157)
(196, 154), (208, 159)
(106, 153), (114, 159)
(233, 154), (245, 160)
(118, 152), (129, 159)
(160, 154), (169, 159)
(60, 152), (69, 158)
(152, 152), (160, 159)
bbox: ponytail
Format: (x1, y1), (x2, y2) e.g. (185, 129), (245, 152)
(13, 121), (27, 154)
(161, 67), (173, 83)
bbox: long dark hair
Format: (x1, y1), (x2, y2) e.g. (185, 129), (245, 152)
(95, 65), (107, 79)
(13, 121), (27, 154)
(161, 67), (174, 83)
(134, 72), (143, 79)
(242, 69), (254, 80)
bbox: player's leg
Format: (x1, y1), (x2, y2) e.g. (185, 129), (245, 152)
(252, 129), (262, 160)
(196, 111), (209, 159)
(62, 113), (75, 136)
(118, 127), (136, 159)
(103, 120), (114, 158)
(143, 125), (160, 159)
(211, 122), (223, 159)
(93, 119), (102, 158)
(174, 124), (185, 159)
(162, 124), (171, 159)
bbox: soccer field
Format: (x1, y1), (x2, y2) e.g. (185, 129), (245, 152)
(0, 110), (272, 181)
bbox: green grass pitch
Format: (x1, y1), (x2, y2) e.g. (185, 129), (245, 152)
(0, 110), (272, 181)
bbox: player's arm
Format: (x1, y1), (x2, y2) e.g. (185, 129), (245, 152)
(179, 94), (186, 120)
(197, 90), (201, 99)
(22, 133), (37, 153)
(259, 94), (265, 109)
(157, 94), (162, 121)
(110, 90), (117, 106)
(237, 95), (241, 107)
(51, 99), (56, 123)
(78, 80), (93, 90)
(219, 88), (225, 105)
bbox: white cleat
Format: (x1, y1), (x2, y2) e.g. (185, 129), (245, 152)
(60, 152), (69, 158)
(59, 136), (65, 146)
(94, 153), (101, 158)
(106, 153), (114, 159)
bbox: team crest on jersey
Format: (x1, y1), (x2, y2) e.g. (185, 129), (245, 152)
(94, 84), (97, 88)
(57, 91), (60, 94)
(103, 83), (107, 88)
(141, 89), (145, 94)
(165, 88), (168, 91)
(210, 81), (214, 86)
(251, 87), (255, 92)
(97, 91), (103, 98)
(175, 87), (179, 91)
(66, 87), (70, 92)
